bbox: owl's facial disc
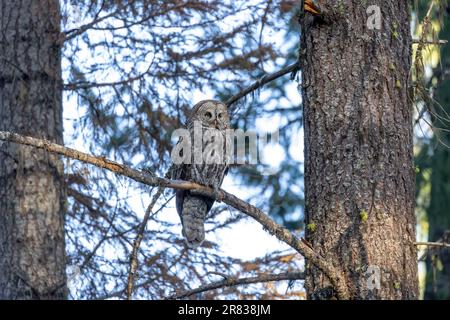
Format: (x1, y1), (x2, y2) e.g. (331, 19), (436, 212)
(197, 101), (229, 129)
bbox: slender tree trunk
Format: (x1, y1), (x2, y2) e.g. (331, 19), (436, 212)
(0, 0), (67, 299)
(301, 1), (418, 299)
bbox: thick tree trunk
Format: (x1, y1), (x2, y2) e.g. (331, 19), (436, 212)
(0, 0), (67, 299)
(301, 1), (418, 299)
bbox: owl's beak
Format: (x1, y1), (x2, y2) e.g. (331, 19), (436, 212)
(214, 120), (218, 129)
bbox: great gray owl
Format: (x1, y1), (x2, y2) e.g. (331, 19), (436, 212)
(171, 100), (230, 248)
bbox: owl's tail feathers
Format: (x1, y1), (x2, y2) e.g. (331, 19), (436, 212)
(181, 196), (208, 248)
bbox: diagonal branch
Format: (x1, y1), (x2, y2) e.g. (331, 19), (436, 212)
(167, 272), (305, 300)
(225, 62), (300, 108)
(0, 131), (350, 299)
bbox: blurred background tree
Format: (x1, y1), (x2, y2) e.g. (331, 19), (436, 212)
(414, 0), (450, 300)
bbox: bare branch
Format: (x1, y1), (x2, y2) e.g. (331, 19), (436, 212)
(417, 232), (450, 261)
(64, 74), (145, 90)
(0, 131), (350, 299)
(412, 39), (448, 45)
(61, 9), (121, 43)
(64, 60), (154, 90)
(415, 242), (450, 249)
(225, 62), (299, 108)
(127, 184), (167, 300)
(168, 272), (305, 300)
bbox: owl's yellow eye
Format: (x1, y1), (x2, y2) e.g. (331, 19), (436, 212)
(218, 113), (223, 119)
(205, 111), (213, 119)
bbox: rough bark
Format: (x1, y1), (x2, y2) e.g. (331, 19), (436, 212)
(0, 0), (66, 299)
(301, 1), (418, 299)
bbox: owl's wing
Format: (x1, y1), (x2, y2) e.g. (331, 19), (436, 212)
(169, 134), (188, 181)
(170, 163), (187, 217)
(170, 134), (189, 217)
(169, 163), (184, 180)
(215, 166), (228, 189)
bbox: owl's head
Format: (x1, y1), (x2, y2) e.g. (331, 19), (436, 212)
(190, 100), (230, 130)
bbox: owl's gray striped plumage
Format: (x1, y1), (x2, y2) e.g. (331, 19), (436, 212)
(171, 100), (230, 248)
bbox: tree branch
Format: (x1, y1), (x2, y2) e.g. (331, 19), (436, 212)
(415, 242), (450, 249)
(412, 38), (448, 45)
(168, 272), (305, 300)
(225, 62), (300, 108)
(64, 60), (154, 91)
(0, 131), (350, 299)
(126, 184), (167, 300)
(61, 9), (121, 43)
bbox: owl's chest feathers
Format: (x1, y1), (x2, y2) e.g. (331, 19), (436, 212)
(188, 127), (228, 157)
(187, 128), (228, 187)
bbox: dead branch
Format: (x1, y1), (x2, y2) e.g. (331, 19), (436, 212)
(412, 39), (448, 45)
(225, 62), (300, 108)
(415, 242), (450, 249)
